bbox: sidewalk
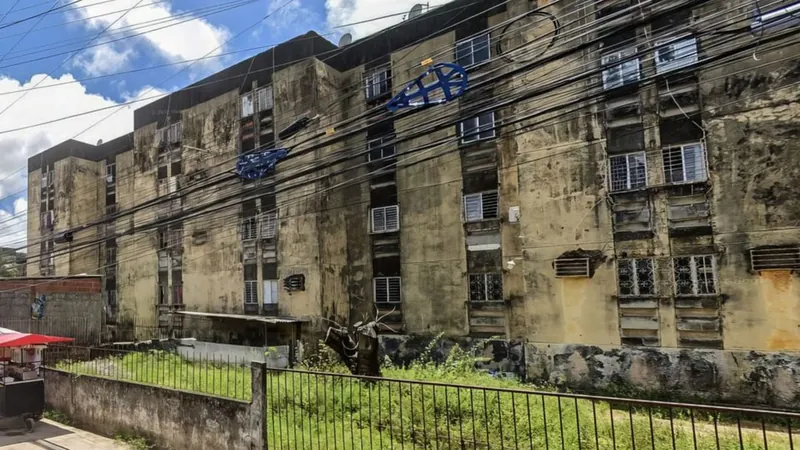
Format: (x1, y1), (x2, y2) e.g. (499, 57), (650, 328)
(0, 419), (125, 449)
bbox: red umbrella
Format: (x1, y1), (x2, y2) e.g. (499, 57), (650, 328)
(0, 327), (74, 348)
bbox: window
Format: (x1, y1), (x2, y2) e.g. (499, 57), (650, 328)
(105, 247), (117, 265)
(455, 33), (490, 67)
(750, 246), (800, 271)
(368, 135), (395, 161)
(655, 37), (698, 74)
(172, 284), (184, 305)
(463, 191), (499, 221)
(364, 66), (391, 100)
(167, 122), (182, 144)
(260, 212), (277, 239)
(263, 279), (279, 305)
(241, 93), (254, 118)
(374, 277), (401, 303)
(256, 86), (273, 112)
(459, 112), (495, 144)
(673, 255), (717, 296)
(371, 205), (400, 233)
(751, 1), (800, 32)
(469, 273), (503, 302)
(106, 163), (116, 185)
(107, 290), (117, 306)
(601, 48), (640, 90)
(663, 143), (707, 184)
(609, 152), (647, 192)
(617, 258), (656, 296)
(241, 216), (258, 240)
(244, 281), (259, 304)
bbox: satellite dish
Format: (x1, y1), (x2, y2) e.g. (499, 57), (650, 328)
(408, 3), (424, 19)
(96, 139), (103, 146)
(338, 33), (353, 47)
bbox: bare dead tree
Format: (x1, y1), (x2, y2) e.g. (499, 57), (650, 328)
(322, 307), (397, 377)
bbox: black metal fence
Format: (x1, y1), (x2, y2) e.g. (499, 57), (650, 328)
(43, 345), (251, 401)
(264, 368), (800, 450)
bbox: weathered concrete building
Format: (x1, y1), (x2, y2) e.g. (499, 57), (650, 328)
(27, 0), (800, 405)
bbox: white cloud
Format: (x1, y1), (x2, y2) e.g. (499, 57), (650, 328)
(74, 43), (136, 76)
(0, 207), (26, 249)
(71, 0), (231, 71)
(326, 0), (451, 38)
(0, 73), (163, 249)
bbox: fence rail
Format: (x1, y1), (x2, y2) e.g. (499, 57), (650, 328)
(264, 368), (800, 450)
(43, 345), (251, 401)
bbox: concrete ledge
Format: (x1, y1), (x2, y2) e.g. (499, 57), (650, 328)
(44, 364), (265, 450)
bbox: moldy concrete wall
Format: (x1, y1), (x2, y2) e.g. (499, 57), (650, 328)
(44, 362), (266, 450)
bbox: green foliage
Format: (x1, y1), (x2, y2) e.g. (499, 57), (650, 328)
(43, 409), (72, 425)
(114, 432), (154, 450)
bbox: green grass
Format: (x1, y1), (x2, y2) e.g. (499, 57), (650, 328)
(42, 409), (72, 426)
(114, 432), (154, 450)
(53, 344), (799, 450)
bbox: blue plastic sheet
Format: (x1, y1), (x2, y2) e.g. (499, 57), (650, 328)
(386, 62), (468, 112)
(235, 148), (289, 179)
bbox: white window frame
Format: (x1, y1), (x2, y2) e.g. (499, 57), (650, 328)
(241, 92), (254, 118)
(672, 255), (718, 296)
(601, 47), (640, 90)
(609, 152), (648, 192)
(364, 65), (391, 100)
(463, 190), (499, 222)
(459, 112), (496, 144)
(617, 258), (657, 297)
(371, 205), (400, 233)
(455, 33), (491, 67)
(373, 276), (402, 303)
(244, 280), (259, 304)
(256, 85), (273, 112)
(655, 36), (698, 74)
(263, 279), (279, 305)
(106, 162), (116, 185)
(662, 143), (707, 184)
(468, 273), (503, 302)
(368, 135), (395, 161)
(260, 212), (277, 239)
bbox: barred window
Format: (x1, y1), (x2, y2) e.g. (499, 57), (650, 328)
(663, 143), (707, 184)
(256, 86), (273, 112)
(241, 216), (258, 240)
(371, 205), (400, 233)
(610, 152), (647, 192)
(469, 273), (503, 302)
(244, 281), (259, 304)
(617, 258), (656, 296)
(364, 66), (391, 100)
(673, 255), (717, 296)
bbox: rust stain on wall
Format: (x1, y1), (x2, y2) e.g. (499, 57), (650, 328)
(762, 270), (791, 293)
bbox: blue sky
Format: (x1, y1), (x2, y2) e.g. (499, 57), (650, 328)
(0, 0), (432, 249)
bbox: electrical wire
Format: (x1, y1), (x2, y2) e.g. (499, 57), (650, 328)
(12, 0), (776, 248)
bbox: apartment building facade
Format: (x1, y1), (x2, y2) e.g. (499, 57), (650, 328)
(27, 0), (800, 404)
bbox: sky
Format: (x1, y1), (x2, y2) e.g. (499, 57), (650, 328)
(0, 0), (446, 250)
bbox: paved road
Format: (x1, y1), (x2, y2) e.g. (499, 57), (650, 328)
(0, 419), (125, 449)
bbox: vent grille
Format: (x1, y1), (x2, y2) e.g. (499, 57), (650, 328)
(750, 246), (800, 271)
(554, 258), (591, 277)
